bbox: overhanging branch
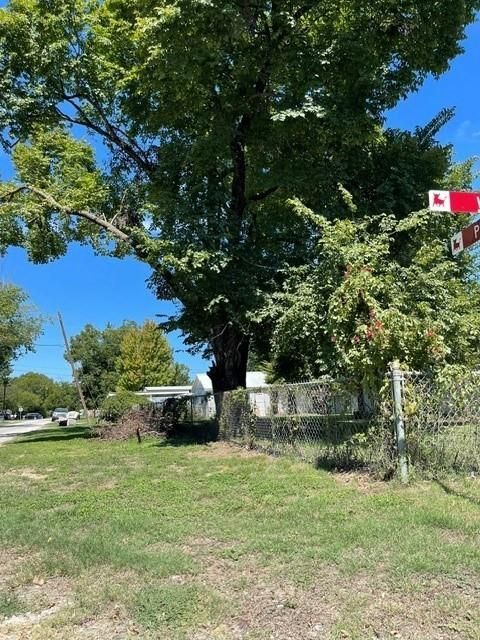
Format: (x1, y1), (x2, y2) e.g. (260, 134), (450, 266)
(0, 184), (131, 245)
(0, 183), (179, 297)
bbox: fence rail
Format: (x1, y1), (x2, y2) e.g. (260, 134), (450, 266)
(219, 366), (480, 478)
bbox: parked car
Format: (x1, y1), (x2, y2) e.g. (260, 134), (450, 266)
(51, 408), (68, 422)
(23, 412), (44, 420)
(0, 410), (12, 420)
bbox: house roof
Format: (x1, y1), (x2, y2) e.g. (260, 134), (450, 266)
(192, 374), (213, 393)
(191, 372), (268, 394)
(140, 386), (192, 400)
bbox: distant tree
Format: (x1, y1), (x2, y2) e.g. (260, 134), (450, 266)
(44, 381), (79, 413)
(116, 321), (177, 392)
(6, 372), (77, 415)
(0, 284), (42, 375)
(172, 363), (191, 386)
(69, 322), (136, 407)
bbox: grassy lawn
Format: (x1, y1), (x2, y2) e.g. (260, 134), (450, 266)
(0, 427), (479, 639)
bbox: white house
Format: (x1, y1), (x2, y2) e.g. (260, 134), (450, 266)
(191, 372), (269, 419)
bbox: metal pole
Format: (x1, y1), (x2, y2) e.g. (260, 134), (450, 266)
(391, 360), (408, 482)
(58, 312), (91, 426)
(2, 380), (7, 411)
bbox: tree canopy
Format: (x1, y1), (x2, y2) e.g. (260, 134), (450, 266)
(69, 321), (136, 407)
(69, 321), (191, 402)
(5, 372), (78, 415)
(264, 200), (480, 385)
(0, 283), (42, 379)
(116, 321), (182, 391)
(0, 1), (479, 392)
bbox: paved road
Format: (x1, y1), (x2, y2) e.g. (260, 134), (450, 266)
(0, 419), (51, 445)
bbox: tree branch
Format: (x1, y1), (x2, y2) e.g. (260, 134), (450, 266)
(0, 184), (131, 245)
(57, 96), (154, 175)
(248, 186), (279, 202)
(1, 184), (179, 296)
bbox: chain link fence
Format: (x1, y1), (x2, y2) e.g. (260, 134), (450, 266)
(219, 367), (480, 478)
(401, 370), (480, 474)
(218, 380), (395, 476)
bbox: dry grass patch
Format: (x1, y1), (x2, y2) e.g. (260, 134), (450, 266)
(4, 468), (49, 482)
(0, 550), (24, 588)
(333, 471), (388, 494)
(188, 442), (264, 460)
(187, 559), (480, 640)
(0, 574), (73, 639)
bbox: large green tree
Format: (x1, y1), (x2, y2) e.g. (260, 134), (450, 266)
(0, 0), (478, 394)
(69, 321), (190, 405)
(0, 283), (42, 378)
(69, 322), (136, 407)
(116, 320), (178, 391)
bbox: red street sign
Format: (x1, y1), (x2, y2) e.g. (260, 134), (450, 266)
(451, 219), (480, 256)
(429, 190), (480, 214)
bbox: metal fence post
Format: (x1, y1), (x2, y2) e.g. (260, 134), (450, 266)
(391, 361), (408, 482)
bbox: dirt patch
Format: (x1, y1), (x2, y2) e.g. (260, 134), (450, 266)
(0, 576), (73, 639)
(17, 576), (72, 608)
(1, 602), (63, 627)
(159, 537), (480, 640)
(73, 611), (140, 639)
(189, 442), (265, 460)
(333, 471), (387, 494)
(0, 569), (141, 640)
(190, 564), (480, 639)
(4, 468), (48, 481)
(1, 615), (139, 640)
(0, 550), (36, 589)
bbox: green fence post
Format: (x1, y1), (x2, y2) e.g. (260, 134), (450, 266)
(391, 361), (408, 482)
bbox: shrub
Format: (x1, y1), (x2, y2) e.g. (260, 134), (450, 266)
(99, 390), (150, 423)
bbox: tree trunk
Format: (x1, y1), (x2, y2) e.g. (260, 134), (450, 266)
(208, 324), (250, 418)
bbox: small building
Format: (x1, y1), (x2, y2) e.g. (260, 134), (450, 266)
(191, 372), (269, 419)
(137, 385), (192, 405)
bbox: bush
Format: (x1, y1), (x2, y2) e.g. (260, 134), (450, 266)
(99, 390), (150, 423)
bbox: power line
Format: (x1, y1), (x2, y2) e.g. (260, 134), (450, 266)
(33, 344), (64, 348)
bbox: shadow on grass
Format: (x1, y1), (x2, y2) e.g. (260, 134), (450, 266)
(434, 478), (480, 507)
(12, 426), (92, 444)
(154, 420), (219, 448)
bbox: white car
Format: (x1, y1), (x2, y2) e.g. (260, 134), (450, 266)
(51, 408), (68, 425)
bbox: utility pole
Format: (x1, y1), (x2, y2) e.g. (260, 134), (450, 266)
(58, 312), (90, 426)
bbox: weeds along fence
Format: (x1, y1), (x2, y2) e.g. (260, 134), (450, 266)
(218, 366), (480, 478)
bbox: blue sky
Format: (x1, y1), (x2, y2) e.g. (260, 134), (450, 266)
(1, 16), (480, 383)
